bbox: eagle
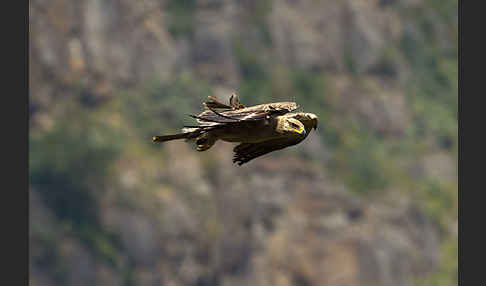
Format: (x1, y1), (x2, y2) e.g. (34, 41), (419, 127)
(153, 94), (318, 165)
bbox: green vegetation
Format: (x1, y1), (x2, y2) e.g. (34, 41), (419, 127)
(248, 0), (273, 45)
(416, 237), (458, 286)
(30, 104), (121, 226)
(30, 103), (125, 267)
(166, 0), (197, 38)
(233, 40), (273, 105)
(120, 73), (213, 143)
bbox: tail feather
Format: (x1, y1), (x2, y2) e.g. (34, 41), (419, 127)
(152, 133), (190, 143)
(153, 127), (205, 143)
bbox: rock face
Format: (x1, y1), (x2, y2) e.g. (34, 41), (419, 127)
(226, 161), (440, 286)
(269, 0), (396, 73)
(30, 156), (440, 286)
(29, 0), (405, 112)
(29, 0), (456, 285)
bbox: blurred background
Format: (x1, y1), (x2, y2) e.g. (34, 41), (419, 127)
(29, 0), (457, 285)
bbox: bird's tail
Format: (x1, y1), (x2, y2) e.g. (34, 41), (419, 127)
(152, 132), (194, 142)
(152, 133), (187, 143)
(153, 127), (205, 143)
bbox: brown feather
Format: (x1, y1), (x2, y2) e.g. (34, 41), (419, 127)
(232, 136), (304, 165)
(152, 133), (190, 142)
(153, 94), (317, 165)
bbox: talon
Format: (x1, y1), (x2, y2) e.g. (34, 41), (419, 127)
(197, 144), (209, 151)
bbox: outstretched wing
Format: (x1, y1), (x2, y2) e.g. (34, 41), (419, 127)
(232, 136), (304, 165)
(191, 99), (298, 126)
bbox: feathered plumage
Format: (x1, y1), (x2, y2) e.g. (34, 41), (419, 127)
(153, 93), (318, 165)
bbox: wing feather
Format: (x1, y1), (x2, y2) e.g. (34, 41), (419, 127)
(193, 102), (298, 125)
(232, 136), (304, 166)
(203, 96), (233, 110)
(229, 93), (245, 109)
(204, 94), (246, 110)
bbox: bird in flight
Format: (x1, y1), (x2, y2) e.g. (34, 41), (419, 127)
(153, 94), (318, 165)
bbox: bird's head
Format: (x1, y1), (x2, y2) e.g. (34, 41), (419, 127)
(288, 112), (318, 131)
(279, 117), (307, 137)
(305, 113), (318, 130)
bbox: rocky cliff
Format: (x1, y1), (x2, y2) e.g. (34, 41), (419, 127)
(29, 0), (457, 285)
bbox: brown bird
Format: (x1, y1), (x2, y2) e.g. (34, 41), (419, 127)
(153, 94), (318, 165)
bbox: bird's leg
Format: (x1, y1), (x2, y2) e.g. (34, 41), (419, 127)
(196, 133), (216, 151)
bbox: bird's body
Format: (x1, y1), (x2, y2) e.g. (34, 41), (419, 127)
(153, 94), (318, 165)
(208, 119), (281, 143)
